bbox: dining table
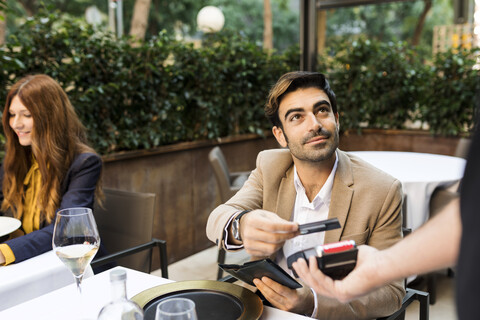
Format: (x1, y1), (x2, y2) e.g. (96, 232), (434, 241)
(0, 266), (311, 319)
(349, 151), (466, 231)
(0, 249), (94, 311)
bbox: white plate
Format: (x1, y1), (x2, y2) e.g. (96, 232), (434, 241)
(0, 216), (21, 237)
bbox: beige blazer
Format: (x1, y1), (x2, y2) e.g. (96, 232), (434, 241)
(206, 149), (405, 319)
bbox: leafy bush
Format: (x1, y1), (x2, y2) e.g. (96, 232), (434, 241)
(0, 11), (299, 154)
(418, 48), (480, 136)
(319, 37), (478, 136)
(0, 12), (477, 157)
(321, 38), (425, 131)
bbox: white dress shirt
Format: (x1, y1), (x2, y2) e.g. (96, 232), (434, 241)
(277, 153), (338, 318)
(276, 154), (338, 273)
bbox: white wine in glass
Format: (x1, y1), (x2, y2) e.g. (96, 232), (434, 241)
(53, 207), (100, 295)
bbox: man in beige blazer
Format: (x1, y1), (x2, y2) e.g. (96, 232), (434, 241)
(206, 71), (405, 319)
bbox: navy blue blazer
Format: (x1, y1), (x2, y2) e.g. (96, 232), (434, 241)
(0, 153), (102, 263)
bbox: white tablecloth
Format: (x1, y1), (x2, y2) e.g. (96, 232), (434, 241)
(350, 151), (466, 230)
(0, 266), (310, 320)
(0, 250), (93, 311)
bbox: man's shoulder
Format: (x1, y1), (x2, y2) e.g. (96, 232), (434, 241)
(258, 148), (291, 158)
(257, 148), (292, 164)
(256, 148), (293, 175)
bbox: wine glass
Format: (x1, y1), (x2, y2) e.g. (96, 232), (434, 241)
(155, 298), (198, 320)
(52, 207), (100, 296)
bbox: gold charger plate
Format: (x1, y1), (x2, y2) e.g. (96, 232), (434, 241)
(131, 280), (263, 320)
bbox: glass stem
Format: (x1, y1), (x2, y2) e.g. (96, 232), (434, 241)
(74, 274), (84, 295)
(74, 274), (89, 320)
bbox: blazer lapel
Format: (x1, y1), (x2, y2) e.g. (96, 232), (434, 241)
(276, 166), (296, 221)
(325, 150), (354, 243)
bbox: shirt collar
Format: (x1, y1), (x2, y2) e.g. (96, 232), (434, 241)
(293, 150), (339, 207)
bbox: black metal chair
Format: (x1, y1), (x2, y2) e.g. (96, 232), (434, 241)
(209, 146), (250, 279)
(420, 188), (459, 304)
(416, 137), (465, 305)
(91, 238), (168, 278)
(91, 188), (168, 278)
(454, 137), (471, 160)
(377, 288), (429, 320)
(209, 146), (250, 203)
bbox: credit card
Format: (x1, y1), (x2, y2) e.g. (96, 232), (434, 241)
(298, 217), (341, 235)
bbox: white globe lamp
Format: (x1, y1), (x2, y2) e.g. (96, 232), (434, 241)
(197, 6), (225, 33)
(85, 6), (102, 27)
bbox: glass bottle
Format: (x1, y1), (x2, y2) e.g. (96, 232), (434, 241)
(97, 269), (144, 320)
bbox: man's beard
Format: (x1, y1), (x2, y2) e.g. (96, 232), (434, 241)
(285, 127), (339, 163)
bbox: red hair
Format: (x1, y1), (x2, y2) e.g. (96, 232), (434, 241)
(1, 74), (100, 223)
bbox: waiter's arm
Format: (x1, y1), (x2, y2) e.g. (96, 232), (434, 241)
(293, 197), (461, 303)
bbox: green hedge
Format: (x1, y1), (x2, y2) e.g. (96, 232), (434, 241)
(418, 49), (480, 136)
(0, 12), (478, 156)
(320, 38), (479, 136)
(0, 11), (298, 154)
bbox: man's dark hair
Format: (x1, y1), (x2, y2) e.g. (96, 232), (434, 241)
(265, 71), (337, 128)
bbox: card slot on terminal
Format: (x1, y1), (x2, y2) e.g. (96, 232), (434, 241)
(287, 240), (358, 279)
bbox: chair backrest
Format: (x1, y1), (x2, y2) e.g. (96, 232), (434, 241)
(455, 137), (471, 159)
(93, 188), (156, 272)
(377, 288), (429, 320)
(401, 194), (407, 230)
(429, 188), (459, 218)
(209, 146), (237, 202)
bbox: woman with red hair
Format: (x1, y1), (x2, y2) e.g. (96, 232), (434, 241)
(0, 74), (102, 265)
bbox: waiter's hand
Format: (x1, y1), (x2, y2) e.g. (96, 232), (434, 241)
(292, 245), (382, 303)
(239, 209), (298, 258)
(253, 276), (314, 315)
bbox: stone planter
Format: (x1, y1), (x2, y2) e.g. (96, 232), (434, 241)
(339, 129), (461, 156)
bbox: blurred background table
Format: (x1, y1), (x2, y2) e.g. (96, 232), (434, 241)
(0, 250), (93, 311)
(0, 266), (310, 320)
(350, 151), (466, 230)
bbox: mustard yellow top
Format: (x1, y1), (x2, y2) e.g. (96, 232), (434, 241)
(0, 158), (42, 265)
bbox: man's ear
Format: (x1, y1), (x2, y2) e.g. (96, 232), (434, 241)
(335, 113), (340, 132)
(272, 126), (287, 148)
